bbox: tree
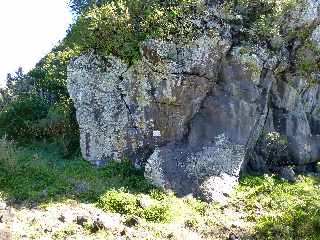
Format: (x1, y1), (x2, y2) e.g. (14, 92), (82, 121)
(69, 0), (103, 14)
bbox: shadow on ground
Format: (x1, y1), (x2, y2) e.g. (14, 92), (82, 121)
(0, 143), (156, 207)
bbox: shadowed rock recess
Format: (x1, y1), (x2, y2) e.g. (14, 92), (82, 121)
(67, 0), (320, 202)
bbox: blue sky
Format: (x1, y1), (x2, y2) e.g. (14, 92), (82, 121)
(0, 0), (72, 87)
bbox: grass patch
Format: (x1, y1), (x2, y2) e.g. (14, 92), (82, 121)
(0, 138), (180, 224)
(232, 174), (320, 239)
(97, 188), (139, 215)
(0, 138), (154, 204)
(1, 138), (319, 237)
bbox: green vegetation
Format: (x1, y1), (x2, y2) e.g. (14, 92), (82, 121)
(232, 174), (320, 239)
(295, 41), (320, 78)
(1, 138), (319, 238)
(97, 189), (172, 223)
(0, 137), (153, 204)
(0, 45), (80, 156)
(67, 0), (205, 64)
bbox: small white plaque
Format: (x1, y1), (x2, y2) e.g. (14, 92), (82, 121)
(153, 130), (161, 137)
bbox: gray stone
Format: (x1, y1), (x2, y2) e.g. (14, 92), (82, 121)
(124, 216), (140, 227)
(138, 196), (154, 209)
(279, 167), (296, 182)
(76, 215), (89, 226)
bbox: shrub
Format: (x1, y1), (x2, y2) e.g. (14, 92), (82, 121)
(184, 197), (206, 215)
(256, 203), (320, 239)
(184, 218), (199, 228)
(97, 188), (139, 215)
(31, 46), (80, 99)
(0, 137), (19, 170)
(233, 0), (297, 39)
(97, 187), (172, 223)
(0, 95), (49, 140)
(0, 94), (79, 156)
(142, 204), (172, 223)
(66, 0), (204, 64)
(149, 188), (168, 201)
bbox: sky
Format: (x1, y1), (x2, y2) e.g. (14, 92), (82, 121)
(0, 0), (73, 87)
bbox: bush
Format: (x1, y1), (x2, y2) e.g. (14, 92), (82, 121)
(184, 197), (206, 215)
(142, 204), (172, 223)
(97, 188), (173, 223)
(103, 159), (153, 192)
(0, 94), (79, 156)
(97, 188), (139, 215)
(257, 203), (320, 239)
(0, 95), (49, 140)
(258, 131), (289, 167)
(66, 0), (204, 64)
(233, 0), (297, 39)
(0, 138), (73, 202)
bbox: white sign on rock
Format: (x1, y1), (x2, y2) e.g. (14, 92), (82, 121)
(153, 131), (161, 137)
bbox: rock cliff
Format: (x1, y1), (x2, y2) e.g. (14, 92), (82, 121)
(67, 0), (320, 201)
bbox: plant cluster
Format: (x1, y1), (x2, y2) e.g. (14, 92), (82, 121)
(97, 188), (172, 222)
(234, 174), (320, 239)
(0, 45), (80, 155)
(66, 0), (204, 64)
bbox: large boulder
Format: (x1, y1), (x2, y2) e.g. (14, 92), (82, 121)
(67, 0), (320, 201)
(68, 39), (273, 201)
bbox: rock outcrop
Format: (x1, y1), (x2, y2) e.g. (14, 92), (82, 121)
(67, 0), (320, 201)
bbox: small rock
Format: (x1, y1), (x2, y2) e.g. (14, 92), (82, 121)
(138, 196), (154, 209)
(43, 228), (51, 233)
(124, 216), (140, 227)
(92, 215), (118, 232)
(229, 233), (239, 240)
(231, 221), (242, 228)
(92, 219), (104, 233)
(167, 233), (174, 239)
(223, 192), (230, 197)
(120, 228), (127, 236)
(76, 215), (89, 226)
(58, 215), (65, 223)
(279, 167), (296, 182)
(254, 202), (262, 210)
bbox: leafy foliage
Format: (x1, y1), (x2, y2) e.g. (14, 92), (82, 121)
(66, 0), (203, 64)
(69, 0), (97, 14)
(0, 44), (80, 154)
(142, 204), (172, 222)
(0, 95), (50, 140)
(97, 188), (139, 214)
(261, 131), (289, 167)
(0, 139), (319, 236)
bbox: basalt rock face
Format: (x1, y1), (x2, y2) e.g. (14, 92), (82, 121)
(68, 0), (320, 201)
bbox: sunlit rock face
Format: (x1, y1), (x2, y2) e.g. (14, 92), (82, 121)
(68, 0), (320, 202)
